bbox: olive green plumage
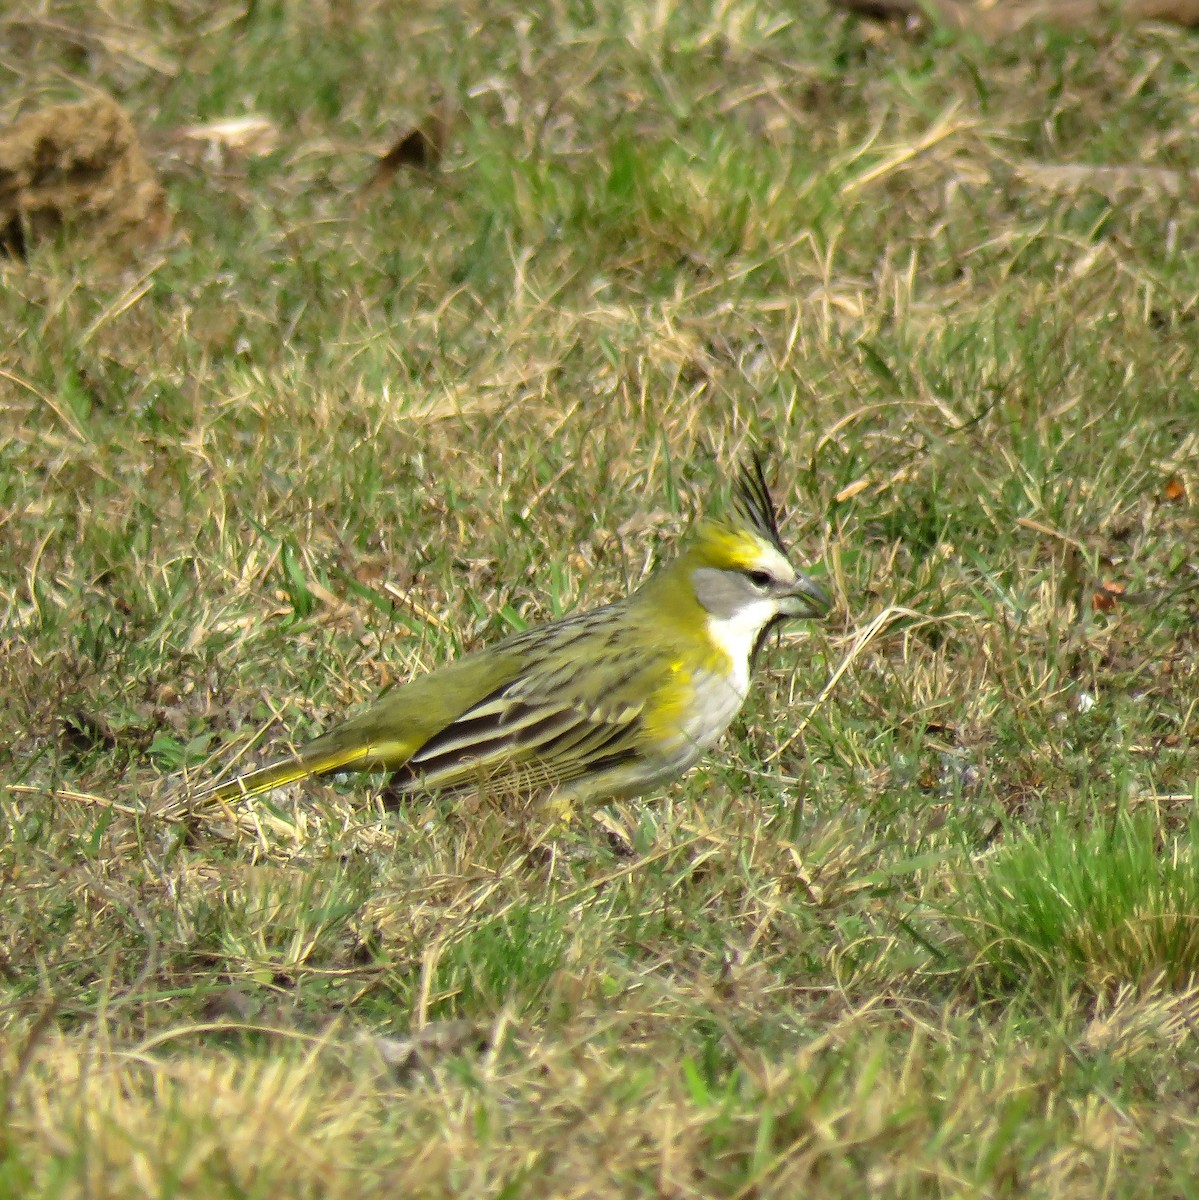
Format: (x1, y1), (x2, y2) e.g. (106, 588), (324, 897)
(199, 456), (829, 808)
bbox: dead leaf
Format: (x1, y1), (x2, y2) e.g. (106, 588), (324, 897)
(1163, 477), (1187, 503)
(1092, 580), (1126, 612)
(383, 127), (439, 170)
(358, 97), (455, 203)
(177, 115), (279, 157)
(835, 478), (871, 503)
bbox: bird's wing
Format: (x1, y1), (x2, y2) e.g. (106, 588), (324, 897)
(389, 684), (648, 801)
(387, 605), (664, 800)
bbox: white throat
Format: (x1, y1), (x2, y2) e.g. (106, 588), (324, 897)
(704, 598), (780, 699)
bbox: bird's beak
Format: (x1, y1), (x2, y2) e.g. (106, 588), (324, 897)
(780, 572), (831, 619)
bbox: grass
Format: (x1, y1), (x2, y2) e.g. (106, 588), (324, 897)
(3, 0), (1199, 1194)
(954, 804), (1199, 995)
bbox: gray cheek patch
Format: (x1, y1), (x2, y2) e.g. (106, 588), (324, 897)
(692, 567), (753, 619)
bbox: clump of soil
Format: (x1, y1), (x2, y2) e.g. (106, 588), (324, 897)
(0, 93), (168, 258)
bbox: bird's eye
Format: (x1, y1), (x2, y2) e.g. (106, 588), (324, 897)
(747, 570), (772, 590)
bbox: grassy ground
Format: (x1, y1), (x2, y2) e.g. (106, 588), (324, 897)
(3, 1), (1199, 1195)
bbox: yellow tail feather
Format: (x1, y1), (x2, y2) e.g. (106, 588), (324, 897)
(201, 744), (370, 804)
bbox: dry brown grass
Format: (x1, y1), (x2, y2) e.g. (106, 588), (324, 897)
(2, 0), (1198, 1193)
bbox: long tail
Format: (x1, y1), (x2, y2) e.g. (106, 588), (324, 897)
(197, 742), (372, 805)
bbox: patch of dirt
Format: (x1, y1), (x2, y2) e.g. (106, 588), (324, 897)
(0, 92), (168, 258)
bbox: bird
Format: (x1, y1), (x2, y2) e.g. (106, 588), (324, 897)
(198, 455), (830, 812)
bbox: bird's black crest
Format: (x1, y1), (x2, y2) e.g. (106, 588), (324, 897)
(733, 453), (787, 555)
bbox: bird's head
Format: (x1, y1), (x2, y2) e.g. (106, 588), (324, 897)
(684, 455), (830, 641)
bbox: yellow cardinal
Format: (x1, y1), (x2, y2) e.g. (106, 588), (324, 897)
(200, 456), (829, 808)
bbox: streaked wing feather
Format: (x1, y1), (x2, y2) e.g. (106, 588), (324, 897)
(392, 681), (647, 799)
(408, 700), (583, 772)
(383, 598), (667, 801)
